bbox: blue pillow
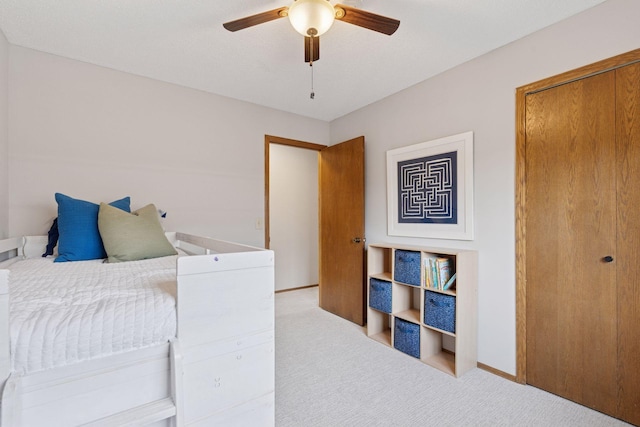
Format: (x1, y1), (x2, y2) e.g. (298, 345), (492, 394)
(54, 193), (131, 262)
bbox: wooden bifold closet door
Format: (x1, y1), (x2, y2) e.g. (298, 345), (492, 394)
(524, 61), (640, 425)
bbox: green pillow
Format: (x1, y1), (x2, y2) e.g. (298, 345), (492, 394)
(98, 203), (177, 263)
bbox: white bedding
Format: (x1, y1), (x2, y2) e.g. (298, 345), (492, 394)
(5, 256), (178, 374)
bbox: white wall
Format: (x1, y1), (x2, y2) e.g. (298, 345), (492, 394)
(330, 0), (640, 375)
(0, 28), (8, 239)
(7, 46), (330, 247)
(269, 144), (319, 291)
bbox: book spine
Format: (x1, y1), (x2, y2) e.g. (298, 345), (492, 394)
(431, 258), (439, 290)
(437, 257), (451, 289)
(443, 272), (457, 291)
(423, 258), (430, 287)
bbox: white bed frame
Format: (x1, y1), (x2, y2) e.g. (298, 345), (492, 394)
(0, 232), (275, 426)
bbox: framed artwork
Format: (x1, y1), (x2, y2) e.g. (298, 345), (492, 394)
(387, 131), (474, 240)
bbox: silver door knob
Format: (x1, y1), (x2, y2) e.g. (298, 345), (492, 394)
(352, 237), (365, 243)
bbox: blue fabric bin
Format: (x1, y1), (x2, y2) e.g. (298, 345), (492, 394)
(394, 250), (421, 286)
(424, 290), (456, 333)
(369, 278), (392, 313)
(394, 318), (420, 358)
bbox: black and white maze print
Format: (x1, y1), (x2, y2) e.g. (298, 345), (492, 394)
(398, 152), (457, 224)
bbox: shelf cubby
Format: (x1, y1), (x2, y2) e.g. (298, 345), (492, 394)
(367, 309), (392, 346)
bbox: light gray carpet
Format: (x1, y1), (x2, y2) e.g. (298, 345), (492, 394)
(275, 287), (631, 427)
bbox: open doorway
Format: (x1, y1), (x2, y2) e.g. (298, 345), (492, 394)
(265, 135), (326, 292)
(266, 135), (366, 324)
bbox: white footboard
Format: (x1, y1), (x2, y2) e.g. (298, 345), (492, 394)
(173, 233), (276, 425)
(0, 232), (275, 427)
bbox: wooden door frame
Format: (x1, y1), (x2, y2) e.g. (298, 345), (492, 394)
(264, 135), (327, 250)
(515, 48), (640, 384)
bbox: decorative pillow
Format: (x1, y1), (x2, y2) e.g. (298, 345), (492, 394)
(54, 193), (131, 262)
(98, 203), (177, 263)
(42, 217), (59, 257)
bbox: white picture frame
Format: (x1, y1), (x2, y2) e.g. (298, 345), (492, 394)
(387, 131), (474, 240)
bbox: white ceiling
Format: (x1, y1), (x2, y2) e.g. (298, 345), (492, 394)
(0, 0), (607, 122)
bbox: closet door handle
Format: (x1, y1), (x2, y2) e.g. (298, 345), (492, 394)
(602, 256), (614, 263)
(352, 237), (365, 244)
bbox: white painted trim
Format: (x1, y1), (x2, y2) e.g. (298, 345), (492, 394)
(0, 373), (21, 427)
(79, 398), (176, 427)
(169, 339), (184, 427)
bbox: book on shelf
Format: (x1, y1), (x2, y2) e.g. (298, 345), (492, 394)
(423, 255), (438, 289)
(423, 255), (438, 288)
(432, 258), (439, 289)
(442, 272), (457, 291)
(436, 257), (452, 289)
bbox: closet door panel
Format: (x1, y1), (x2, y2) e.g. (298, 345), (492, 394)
(525, 71), (618, 414)
(616, 62), (640, 426)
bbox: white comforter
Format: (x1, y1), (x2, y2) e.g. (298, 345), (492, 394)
(6, 256), (178, 374)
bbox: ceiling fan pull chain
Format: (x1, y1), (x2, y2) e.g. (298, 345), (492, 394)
(310, 62), (315, 99)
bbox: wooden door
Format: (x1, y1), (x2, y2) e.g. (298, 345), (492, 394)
(615, 62), (640, 425)
(319, 136), (365, 325)
(525, 71), (619, 414)
(524, 61), (640, 425)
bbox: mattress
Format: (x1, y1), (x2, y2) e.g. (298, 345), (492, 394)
(4, 255), (178, 374)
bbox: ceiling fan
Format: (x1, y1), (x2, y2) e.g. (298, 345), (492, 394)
(223, 0), (400, 64)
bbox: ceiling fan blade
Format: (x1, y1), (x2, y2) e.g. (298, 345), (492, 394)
(305, 36), (320, 63)
(334, 4), (400, 35)
(223, 7), (288, 32)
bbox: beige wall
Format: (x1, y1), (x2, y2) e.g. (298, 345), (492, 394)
(330, 0), (640, 375)
(7, 46), (330, 247)
(0, 28), (8, 239)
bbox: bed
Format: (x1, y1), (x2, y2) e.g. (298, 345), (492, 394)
(0, 232), (275, 426)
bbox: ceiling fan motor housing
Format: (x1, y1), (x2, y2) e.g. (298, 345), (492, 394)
(288, 0), (335, 37)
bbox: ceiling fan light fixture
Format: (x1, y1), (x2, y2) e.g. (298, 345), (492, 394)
(288, 0), (335, 37)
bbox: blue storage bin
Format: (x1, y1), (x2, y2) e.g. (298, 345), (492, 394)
(394, 318), (420, 358)
(394, 250), (421, 286)
(369, 278), (392, 313)
(424, 290), (456, 333)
